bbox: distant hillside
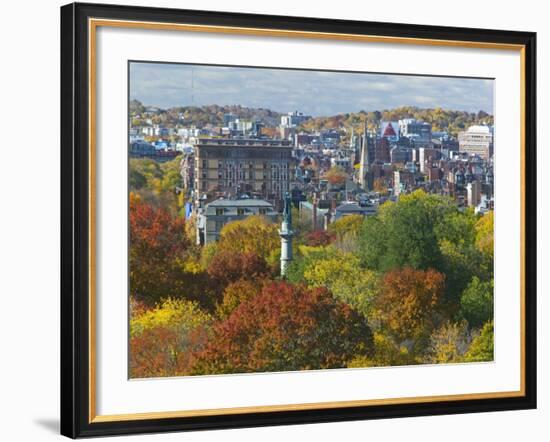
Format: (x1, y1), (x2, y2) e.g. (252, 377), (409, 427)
(130, 100), (283, 127)
(298, 106), (494, 138)
(130, 100), (493, 138)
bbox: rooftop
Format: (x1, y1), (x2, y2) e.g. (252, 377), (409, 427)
(206, 198), (274, 208)
(196, 138), (293, 147)
(335, 202), (377, 213)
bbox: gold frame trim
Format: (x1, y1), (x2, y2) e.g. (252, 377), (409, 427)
(88, 18), (527, 424)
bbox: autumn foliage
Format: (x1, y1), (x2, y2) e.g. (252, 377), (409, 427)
(130, 194), (190, 304)
(217, 215), (279, 260)
(187, 282), (374, 374)
(206, 250), (271, 289)
(323, 166), (348, 186)
(129, 298), (211, 378)
(375, 267), (445, 342)
(128, 181), (494, 377)
(304, 230), (335, 246)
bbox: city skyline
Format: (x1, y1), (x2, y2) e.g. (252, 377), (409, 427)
(130, 62), (494, 117)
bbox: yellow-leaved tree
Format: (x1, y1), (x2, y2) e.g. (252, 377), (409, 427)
(130, 298), (212, 378)
(217, 215), (279, 261)
(303, 251), (378, 320)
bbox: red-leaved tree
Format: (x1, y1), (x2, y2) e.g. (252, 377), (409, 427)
(187, 281), (374, 374)
(206, 250), (272, 289)
(130, 193), (194, 305)
(304, 230), (335, 247)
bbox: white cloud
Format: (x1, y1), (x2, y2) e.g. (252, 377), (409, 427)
(130, 62), (494, 115)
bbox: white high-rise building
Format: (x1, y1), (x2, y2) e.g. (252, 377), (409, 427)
(458, 125), (494, 160)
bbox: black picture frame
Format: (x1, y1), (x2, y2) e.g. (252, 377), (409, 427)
(61, 2), (537, 438)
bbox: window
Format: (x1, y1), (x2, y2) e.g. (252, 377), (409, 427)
(215, 208), (224, 216)
(259, 208), (267, 215)
(237, 208), (245, 215)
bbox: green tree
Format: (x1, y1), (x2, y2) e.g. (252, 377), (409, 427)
(464, 321), (494, 362)
(359, 190), (456, 272)
(460, 277), (494, 327)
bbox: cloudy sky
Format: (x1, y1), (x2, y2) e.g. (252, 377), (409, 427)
(130, 62), (494, 116)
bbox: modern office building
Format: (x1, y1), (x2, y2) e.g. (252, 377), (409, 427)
(458, 125), (494, 160)
(280, 111), (311, 127)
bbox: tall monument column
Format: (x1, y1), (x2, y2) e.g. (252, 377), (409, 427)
(279, 191), (294, 277)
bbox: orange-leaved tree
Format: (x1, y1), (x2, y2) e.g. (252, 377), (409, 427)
(375, 267), (445, 344)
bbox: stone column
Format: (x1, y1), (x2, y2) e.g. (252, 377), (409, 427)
(279, 220), (294, 277)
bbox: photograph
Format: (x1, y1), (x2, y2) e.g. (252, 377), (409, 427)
(58, 4), (537, 437)
(128, 62), (496, 379)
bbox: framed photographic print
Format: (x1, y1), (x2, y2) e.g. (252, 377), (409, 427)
(60, 2), (537, 438)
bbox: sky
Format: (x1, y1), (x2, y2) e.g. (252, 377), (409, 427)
(130, 62), (494, 117)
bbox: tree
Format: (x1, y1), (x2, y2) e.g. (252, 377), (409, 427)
(464, 321), (494, 362)
(130, 194), (188, 303)
(129, 194), (215, 308)
(460, 277), (494, 327)
(435, 208), (489, 309)
(188, 282), (374, 374)
(285, 245), (335, 284)
(347, 332), (415, 368)
(358, 190), (456, 272)
(373, 178), (389, 195)
(425, 320), (472, 364)
(375, 267), (445, 344)
(129, 298), (212, 378)
(215, 278), (263, 319)
(323, 166), (348, 186)
(217, 215), (279, 261)
(303, 251), (378, 319)
(329, 214), (364, 240)
(328, 214), (364, 253)
(129, 156), (183, 206)
(476, 211), (494, 262)
(207, 250), (272, 291)
(304, 230), (335, 247)
(358, 190), (488, 313)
